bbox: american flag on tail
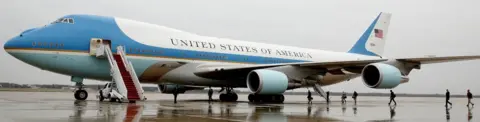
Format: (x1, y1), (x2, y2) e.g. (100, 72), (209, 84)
(374, 29), (383, 39)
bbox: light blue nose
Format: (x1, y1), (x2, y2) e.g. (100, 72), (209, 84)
(4, 37), (16, 55)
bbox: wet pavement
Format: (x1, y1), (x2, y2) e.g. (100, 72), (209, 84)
(0, 92), (477, 122)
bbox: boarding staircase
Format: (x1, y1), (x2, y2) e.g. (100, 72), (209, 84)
(304, 79), (328, 101)
(96, 44), (145, 102)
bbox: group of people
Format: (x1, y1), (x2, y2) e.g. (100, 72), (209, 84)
(173, 86), (475, 107)
(445, 89), (475, 108)
(340, 91), (358, 104)
(307, 89), (475, 107)
(307, 90), (359, 104)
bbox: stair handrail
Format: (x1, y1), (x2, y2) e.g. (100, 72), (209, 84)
(116, 46), (145, 100)
(104, 45), (128, 100)
(128, 61), (145, 99)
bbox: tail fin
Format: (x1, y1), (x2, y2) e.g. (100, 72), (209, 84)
(348, 12), (391, 57)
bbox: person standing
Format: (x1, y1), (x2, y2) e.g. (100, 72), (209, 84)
(467, 89), (474, 107)
(307, 90), (313, 104)
(173, 86), (179, 104)
(208, 87), (213, 103)
(352, 91), (358, 104)
(445, 89), (452, 107)
(326, 91), (330, 104)
(341, 92), (347, 104)
(389, 90), (397, 105)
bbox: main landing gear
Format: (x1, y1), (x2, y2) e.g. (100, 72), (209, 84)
(219, 87), (238, 102)
(74, 82), (88, 100)
(248, 94), (285, 103)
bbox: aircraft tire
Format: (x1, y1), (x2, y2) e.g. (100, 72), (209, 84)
(273, 95), (284, 103)
(229, 93), (238, 102)
(248, 94), (254, 102)
(220, 94), (225, 101)
(278, 95), (285, 103)
(74, 90), (88, 100)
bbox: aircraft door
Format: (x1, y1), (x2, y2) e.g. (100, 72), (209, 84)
(89, 38), (111, 56)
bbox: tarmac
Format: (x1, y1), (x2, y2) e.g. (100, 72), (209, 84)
(0, 91), (477, 122)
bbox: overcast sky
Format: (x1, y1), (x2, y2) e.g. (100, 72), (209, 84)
(1, 0), (479, 95)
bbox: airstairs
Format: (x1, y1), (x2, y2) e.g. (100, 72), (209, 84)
(96, 43), (145, 102)
(303, 79), (328, 101)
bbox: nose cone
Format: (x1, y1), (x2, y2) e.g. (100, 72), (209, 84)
(4, 37), (16, 55)
(5, 27), (38, 52)
(3, 35), (42, 68)
(4, 35), (29, 58)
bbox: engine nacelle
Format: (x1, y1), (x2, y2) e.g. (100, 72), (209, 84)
(247, 69), (289, 94)
(158, 84), (203, 94)
(361, 63), (408, 89)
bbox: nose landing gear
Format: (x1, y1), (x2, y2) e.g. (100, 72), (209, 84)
(72, 76), (88, 100)
(74, 83), (88, 100)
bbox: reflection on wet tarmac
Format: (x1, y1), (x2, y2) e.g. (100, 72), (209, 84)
(353, 104), (358, 116)
(71, 100), (145, 122)
(468, 106), (473, 121)
(389, 105), (396, 120)
(67, 101), (341, 122)
(446, 106), (451, 121)
(46, 100), (480, 122)
(72, 100), (87, 120)
(0, 92), (478, 122)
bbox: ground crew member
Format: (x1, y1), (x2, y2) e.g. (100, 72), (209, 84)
(445, 89), (452, 107)
(173, 86), (179, 104)
(352, 91), (358, 104)
(341, 92), (347, 104)
(389, 90), (396, 105)
(208, 87), (213, 103)
(307, 90), (313, 104)
(467, 89), (474, 107)
(326, 91), (330, 104)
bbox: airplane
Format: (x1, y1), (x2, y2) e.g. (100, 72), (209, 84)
(4, 12), (480, 103)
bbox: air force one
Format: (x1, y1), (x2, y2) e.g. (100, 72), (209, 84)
(4, 12), (480, 103)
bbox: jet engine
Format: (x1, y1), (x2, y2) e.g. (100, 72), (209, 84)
(361, 63), (408, 89)
(247, 69), (289, 94)
(158, 84), (204, 94)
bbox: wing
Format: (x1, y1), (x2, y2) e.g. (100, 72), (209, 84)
(194, 55), (480, 80)
(194, 59), (388, 80)
(396, 55), (480, 64)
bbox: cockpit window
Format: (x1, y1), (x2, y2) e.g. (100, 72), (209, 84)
(51, 18), (74, 24)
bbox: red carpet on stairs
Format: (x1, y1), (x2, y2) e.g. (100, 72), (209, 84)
(113, 54), (140, 100)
